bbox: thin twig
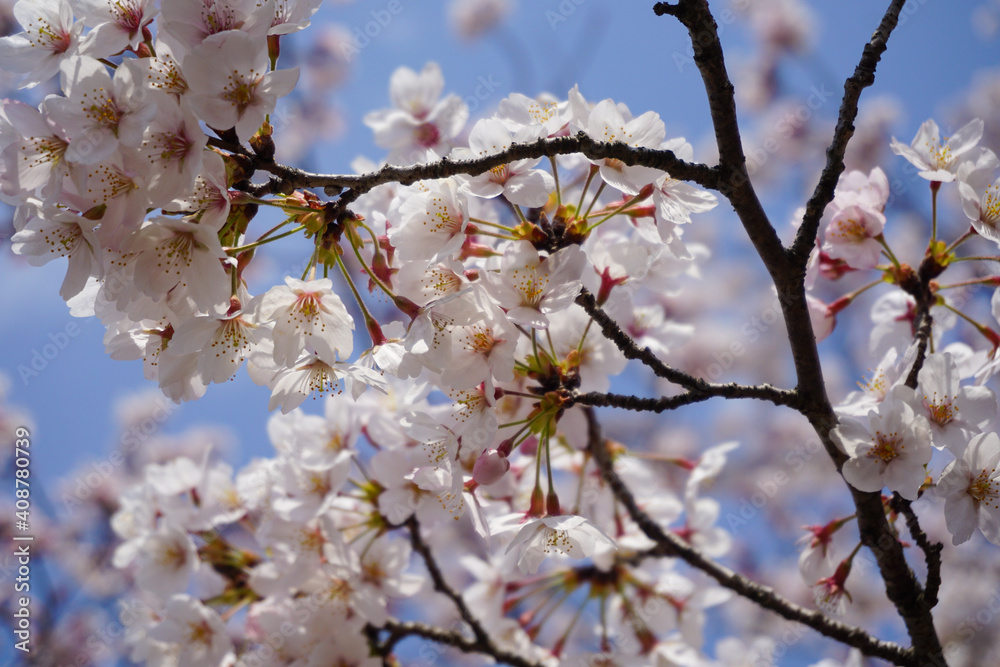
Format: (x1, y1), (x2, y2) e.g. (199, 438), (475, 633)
(789, 0), (908, 267)
(583, 407), (916, 666)
(369, 619), (546, 667)
(890, 493), (943, 609)
(404, 517), (543, 665)
(229, 133), (720, 199)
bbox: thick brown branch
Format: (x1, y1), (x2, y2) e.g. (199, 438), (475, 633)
(584, 408), (915, 665)
(656, 2), (944, 663)
(657, 0), (787, 275)
(789, 0), (907, 266)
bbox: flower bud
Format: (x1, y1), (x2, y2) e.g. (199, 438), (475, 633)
(473, 448), (510, 486)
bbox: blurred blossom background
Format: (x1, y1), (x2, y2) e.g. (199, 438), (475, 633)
(1, 0), (1000, 664)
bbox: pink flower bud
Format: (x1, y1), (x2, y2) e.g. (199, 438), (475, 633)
(473, 448), (510, 486)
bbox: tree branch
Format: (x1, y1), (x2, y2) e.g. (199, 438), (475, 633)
(654, 3), (944, 663)
(575, 289), (802, 409)
(584, 407), (916, 666)
(369, 619), (546, 667)
(890, 493), (943, 610)
(789, 0), (907, 267)
(223, 133), (720, 199)
(404, 516), (541, 665)
(656, 0), (788, 275)
(573, 384), (799, 413)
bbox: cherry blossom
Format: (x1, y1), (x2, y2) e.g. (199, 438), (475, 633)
(0, 0), (84, 89)
(0, 98), (70, 197)
(957, 163), (1000, 246)
(127, 215), (230, 312)
(363, 62), (469, 165)
(3, 8), (1000, 666)
(160, 0), (269, 48)
(583, 97), (666, 195)
(936, 432), (1000, 546)
(481, 241), (587, 329)
(46, 55), (157, 164)
(457, 118), (555, 207)
(184, 30), (299, 139)
(505, 514), (616, 574)
(833, 385), (933, 500)
(10, 198), (102, 299)
(889, 118), (988, 183)
(257, 277), (355, 367)
(388, 178), (469, 262)
(148, 595), (236, 667)
(74, 0), (156, 57)
(821, 203), (886, 270)
(916, 352), (997, 454)
(257, 0), (323, 35)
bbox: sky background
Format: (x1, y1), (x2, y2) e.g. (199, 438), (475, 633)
(1, 0), (999, 661)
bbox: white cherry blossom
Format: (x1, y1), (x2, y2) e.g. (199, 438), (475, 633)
(916, 352), (997, 454)
(0, 98), (70, 198)
(256, 277), (355, 367)
(134, 523), (200, 599)
(505, 514), (616, 574)
(936, 432), (1000, 546)
(184, 29), (299, 139)
(481, 241), (587, 329)
(388, 178), (469, 262)
(0, 0), (84, 89)
(148, 595), (235, 667)
(583, 96), (666, 195)
(890, 118), (988, 182)
(127, 215), (230, 312)
(46, 55), (156, 164)
(833, 385), (933, 500)
(457, 118), (555, 207)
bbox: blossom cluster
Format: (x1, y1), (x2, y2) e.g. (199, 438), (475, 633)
(795, 117), (1000, 609)
(103, 389), (751, 666)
